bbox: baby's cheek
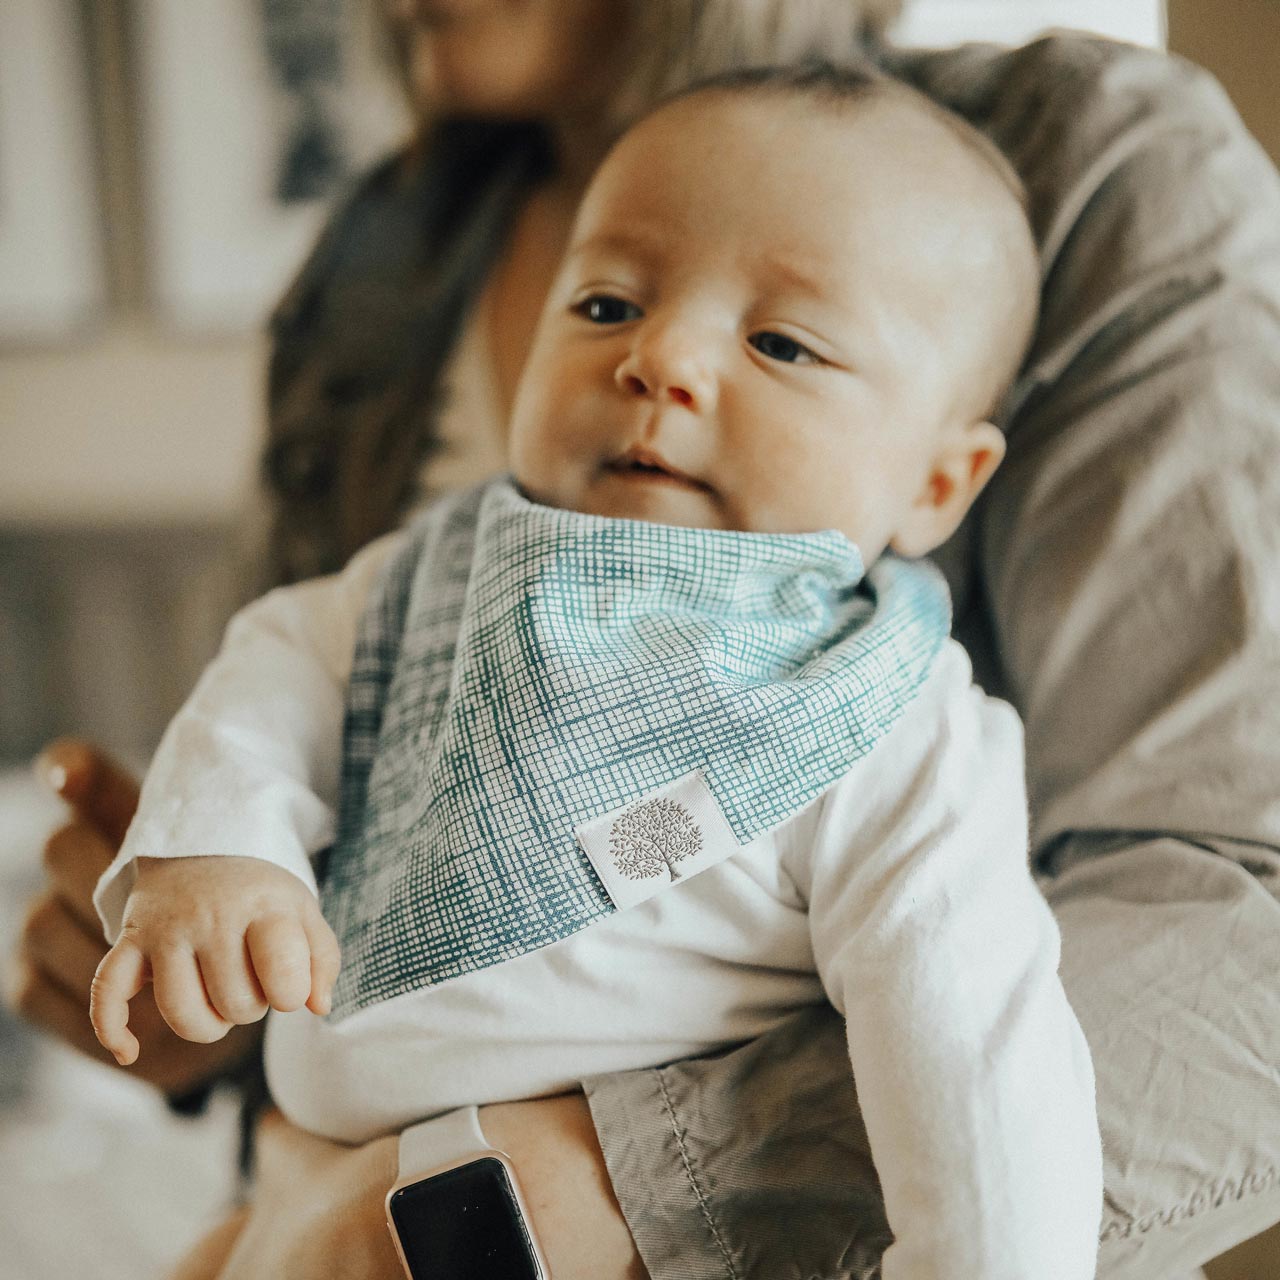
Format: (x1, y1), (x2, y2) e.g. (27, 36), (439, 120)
(509, 395), (568, 474)
(731, 434), (850, 533)
(511, 417), (597, 507)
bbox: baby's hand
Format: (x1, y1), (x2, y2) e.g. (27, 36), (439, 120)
(90, 856), (340, 1066)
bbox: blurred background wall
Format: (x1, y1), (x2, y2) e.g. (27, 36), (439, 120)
(1168, 0), (1280, 166)
(0, 0), (410, 769)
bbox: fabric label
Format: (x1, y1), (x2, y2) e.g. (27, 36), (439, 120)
(576, 769), (742, 911)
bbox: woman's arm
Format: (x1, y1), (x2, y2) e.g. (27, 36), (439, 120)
(956, 33), (1280, 1270)
(200, 1099), (646, 1280)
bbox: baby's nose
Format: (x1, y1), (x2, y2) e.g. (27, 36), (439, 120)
(615, 325), (716, 413)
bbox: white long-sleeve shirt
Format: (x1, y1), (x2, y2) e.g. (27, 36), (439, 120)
(95, 531), (1103, 1279)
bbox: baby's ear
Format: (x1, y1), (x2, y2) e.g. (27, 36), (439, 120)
(889, 420), (1006, 559)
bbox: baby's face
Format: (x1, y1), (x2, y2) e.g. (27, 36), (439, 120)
(509, 89), (1017, 562)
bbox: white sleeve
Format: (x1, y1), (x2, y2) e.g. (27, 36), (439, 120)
(93, 530), (406, 943)
(791, 640), (1102, 1280)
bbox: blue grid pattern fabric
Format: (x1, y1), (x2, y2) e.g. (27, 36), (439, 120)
(320, 479), (951, 1016)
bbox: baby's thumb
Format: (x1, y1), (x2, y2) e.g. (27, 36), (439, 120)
(90, 940), (147, 1065)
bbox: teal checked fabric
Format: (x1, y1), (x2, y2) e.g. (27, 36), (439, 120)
(320, 479), (951, 1017)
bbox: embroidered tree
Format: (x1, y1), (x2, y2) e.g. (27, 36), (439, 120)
(609, 797), (703, 882)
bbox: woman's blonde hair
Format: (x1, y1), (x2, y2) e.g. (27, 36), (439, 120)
(604, 0), (904, 133)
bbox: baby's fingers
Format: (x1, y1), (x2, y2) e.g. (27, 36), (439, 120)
(246, 916), (312, 1013)
(303, 914), (341, 1016)
(90, 940), (147, 1066)
(151, 947), (233, 1044)
(199, 939), (270, 1027)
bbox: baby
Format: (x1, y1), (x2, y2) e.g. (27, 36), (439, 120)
(92, 65), (1102, 1277)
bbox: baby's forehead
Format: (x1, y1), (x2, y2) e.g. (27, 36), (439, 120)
(576, 95), (1008, 301)
(587, 87), (1013, 246)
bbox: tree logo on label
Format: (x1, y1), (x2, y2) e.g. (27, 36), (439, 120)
(609, 797), (703, 882)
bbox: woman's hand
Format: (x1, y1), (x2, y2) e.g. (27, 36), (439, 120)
(9, 738), (261, 1095)
(206, 1096), (648, 1280)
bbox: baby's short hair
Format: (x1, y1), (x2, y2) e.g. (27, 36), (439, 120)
(647, 60), (1041, 424)
(666, 61), (1029, 211)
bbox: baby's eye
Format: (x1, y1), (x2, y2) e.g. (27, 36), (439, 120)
(572, 295), (642, 324)
(749, 331), (822, 365)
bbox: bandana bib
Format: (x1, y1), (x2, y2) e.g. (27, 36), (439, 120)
(320, 479), (950, 1017)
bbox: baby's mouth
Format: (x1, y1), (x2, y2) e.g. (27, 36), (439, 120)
(604, 446), (712, 493)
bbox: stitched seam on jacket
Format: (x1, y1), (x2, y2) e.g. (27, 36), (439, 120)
(1099, 1165), (1280, 1242)
(655, 1068), (741, 1280)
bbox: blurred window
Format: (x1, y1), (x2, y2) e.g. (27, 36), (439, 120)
(894, 0), (1166, 49)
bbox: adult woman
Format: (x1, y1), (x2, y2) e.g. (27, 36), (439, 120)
(16, 1), (1280, 1276)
